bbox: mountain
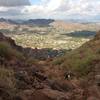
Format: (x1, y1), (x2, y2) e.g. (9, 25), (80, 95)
(53, 31), (100, 81)
(0, 18), (20, 24)
(23, 19), (55, 26)
(0, 18), (100, 31)
(0, 32), (75, 100)
(0, 0), (30, 6)
(0, 30), (100, 100)
(51, 20), (100, 31)
(0, 18), (55, 26)
(50, 31), (100, 99)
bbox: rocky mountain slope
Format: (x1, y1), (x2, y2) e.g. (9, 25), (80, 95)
(52, 31), (100, 99)
(53, 31), (100, 78)
(0, 32), (100, 100)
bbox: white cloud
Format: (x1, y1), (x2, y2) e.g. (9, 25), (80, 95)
(0, 0), (100, 21)
(46, 0), (63, 11)
(21, 0), (63, 13)
(0, 7), (9, 12)
(21, 5), (44, 13)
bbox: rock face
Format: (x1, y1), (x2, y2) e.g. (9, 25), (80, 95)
(0, 0), (30, 6)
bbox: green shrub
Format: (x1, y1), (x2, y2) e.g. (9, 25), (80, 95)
(53, 46), (100, 77)
(0, 67), (16, 90)
(26, 57), (38, 65)
(0, 42), (24, 60)
(52, 57), (64, 65)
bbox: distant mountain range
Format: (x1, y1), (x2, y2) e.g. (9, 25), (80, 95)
(0, 18), (55, 26)
(0, 18), (100, 31)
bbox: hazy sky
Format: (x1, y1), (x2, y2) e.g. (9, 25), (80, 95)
(0, 0), (100, 21)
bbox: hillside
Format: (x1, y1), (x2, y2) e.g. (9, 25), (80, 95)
(0, 31), (100, 100)
(52, 31), (100, 97)
(0, 32), (85, 100)
(53, 31), (100, 78)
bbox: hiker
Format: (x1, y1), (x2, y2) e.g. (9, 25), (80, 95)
(64, 71), (74, 80)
